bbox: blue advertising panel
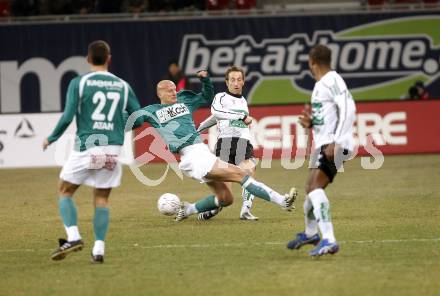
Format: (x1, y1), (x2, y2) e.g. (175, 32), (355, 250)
(0, 11), (438, 114)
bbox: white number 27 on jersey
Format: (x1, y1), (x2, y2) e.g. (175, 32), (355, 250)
(91, 91), (121, 122)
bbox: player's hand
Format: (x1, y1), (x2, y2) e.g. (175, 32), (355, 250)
(196, 70), (208, 78)
(43, 138), (50, 151)
(299, 110), (312, 128)
(243, 116), (253, 126)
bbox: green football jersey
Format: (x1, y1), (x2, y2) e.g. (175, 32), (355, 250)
(48, 71), (141, 151)
(141, 77), (214, 153)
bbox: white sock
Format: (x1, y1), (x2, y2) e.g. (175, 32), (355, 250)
(189, 197), (220, 215)
(303, 195), (318, 237)
(185, 203), (198, 215)
(308, 189), (336, 243)
(269, 193), (285, 207)
(93, 240), (105, 256)
(65, 225), (81, 242)
(241, 189), (254, 211)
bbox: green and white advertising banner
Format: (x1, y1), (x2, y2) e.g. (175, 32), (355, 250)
(178, 14), (440, 104)
(0, 11), (438, 113)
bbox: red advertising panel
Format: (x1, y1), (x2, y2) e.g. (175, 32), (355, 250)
(354, 100), (440, 154)
(134, 100), (440, 163)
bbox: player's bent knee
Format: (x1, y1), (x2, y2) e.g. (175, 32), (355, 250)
(58, 180), (77, 196)
(220, 191), (234, 206)
(241, 167), (254, 176)
(229, 165), (247, 182)
(219, 198), (233, 207)
(95, 198), (109, 207)
(215, 185), (234, 206)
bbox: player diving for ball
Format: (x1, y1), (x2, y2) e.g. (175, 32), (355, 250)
(129, 70), (297, 221)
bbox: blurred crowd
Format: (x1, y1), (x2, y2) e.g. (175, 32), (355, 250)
(0, 0), (261, 17)
(1, 0), (210, 16)
(2, 0), (437, 17)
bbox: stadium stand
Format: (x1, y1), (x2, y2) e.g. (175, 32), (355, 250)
(2, 0), (438, 18)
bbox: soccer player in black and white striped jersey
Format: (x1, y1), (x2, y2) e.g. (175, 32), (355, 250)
(197, 66), (259, 220)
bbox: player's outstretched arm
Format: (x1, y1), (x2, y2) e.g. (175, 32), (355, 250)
(196, 70), (208, 78)
(124, 83), (144, 130)
(43, 79), (79, 150)
(197, 115), (217, 132)
(183, 70), (215, 111)
(197, 70), (215, 103)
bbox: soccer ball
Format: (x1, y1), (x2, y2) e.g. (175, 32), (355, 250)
(157, 193), (181, 216)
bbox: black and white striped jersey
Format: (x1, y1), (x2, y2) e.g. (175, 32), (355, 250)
(210, 91), (250, 140)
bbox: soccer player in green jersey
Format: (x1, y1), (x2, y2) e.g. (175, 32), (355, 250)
(133, 70), (297, 221)
(43, 40), (142, 263)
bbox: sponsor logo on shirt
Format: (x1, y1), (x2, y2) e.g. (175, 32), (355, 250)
(87, 80), (123, 89)
(156, 103), (190, 124)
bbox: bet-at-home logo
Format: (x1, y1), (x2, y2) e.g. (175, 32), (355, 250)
(178, 16), (440, 103)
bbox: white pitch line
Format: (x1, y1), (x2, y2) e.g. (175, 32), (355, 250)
(340, 238), (440, 244)
(132, 238), (440, 250)
(1, 238), (439, 253)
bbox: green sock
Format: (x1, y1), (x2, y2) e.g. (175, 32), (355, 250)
(94, 207), (110, 241)
(240, 176), (271, 202)
(195, 195), (218, 212)
(59, 196), (77, 227)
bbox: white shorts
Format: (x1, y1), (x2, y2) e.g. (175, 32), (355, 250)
(178, 143), (218, 183)
(60, 145), (122, 188)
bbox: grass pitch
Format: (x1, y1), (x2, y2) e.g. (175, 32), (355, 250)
(0, 154), (439, 296)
